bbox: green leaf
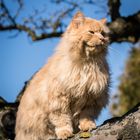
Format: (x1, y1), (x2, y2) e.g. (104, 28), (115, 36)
(80, 132), (92, 138)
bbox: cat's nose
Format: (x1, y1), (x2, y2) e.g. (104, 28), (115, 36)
(94, 33), (104, 40)
(100, 37), (106, 42)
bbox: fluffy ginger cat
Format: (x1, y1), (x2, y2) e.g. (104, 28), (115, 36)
(15, 12), (110, 140)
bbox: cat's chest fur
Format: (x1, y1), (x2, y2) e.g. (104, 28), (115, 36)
(61, 60), (109, 115)
(62, 59), (109, 98)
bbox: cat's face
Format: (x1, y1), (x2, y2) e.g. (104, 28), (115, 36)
(66, 12), (109, 58)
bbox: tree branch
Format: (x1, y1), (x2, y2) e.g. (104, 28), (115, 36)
(1, 97), (140, 140)
(0, 0), (16, 24)
(0, 0), (140, 43)
(0, 24), (63, 40)
(108, 10), (140, 43)
(14, 0), (23, 19)
(70, 103), (140, 140)
(108, 0), (121, 21)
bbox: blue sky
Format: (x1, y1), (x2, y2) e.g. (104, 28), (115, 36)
(0, 0), (140, 125)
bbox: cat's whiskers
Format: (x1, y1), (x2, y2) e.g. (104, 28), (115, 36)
(108, 45), (121, 56)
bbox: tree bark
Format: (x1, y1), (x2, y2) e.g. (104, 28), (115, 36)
(70, 103), (140, 140)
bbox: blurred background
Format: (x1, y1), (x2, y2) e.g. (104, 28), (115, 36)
(0, 0), (140, 126)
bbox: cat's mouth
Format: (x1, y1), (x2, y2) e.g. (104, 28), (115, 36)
(83, 41), (105, 51)
(82, 41), (108, 55)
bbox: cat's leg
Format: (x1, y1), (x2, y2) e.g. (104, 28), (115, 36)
(79, 93), (109, 131)
(49, 97), (73, 139)
(49, 112), (73, 139)
(78, 107), (97, 131)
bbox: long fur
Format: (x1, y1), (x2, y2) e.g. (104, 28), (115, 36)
(15, 12), (110, 140)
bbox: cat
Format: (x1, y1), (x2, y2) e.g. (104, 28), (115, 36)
(15, 11), (110, 140)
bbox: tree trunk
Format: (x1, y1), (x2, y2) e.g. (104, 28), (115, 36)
(70, 103), (140, 140)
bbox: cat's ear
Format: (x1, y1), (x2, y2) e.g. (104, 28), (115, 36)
(100, 18), (107, 24)
(71, 11), (85, 28)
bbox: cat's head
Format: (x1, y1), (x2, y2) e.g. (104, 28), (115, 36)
(65, 11), (109, 59)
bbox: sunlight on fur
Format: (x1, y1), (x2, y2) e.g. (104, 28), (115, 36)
(15, 11), (110, 140)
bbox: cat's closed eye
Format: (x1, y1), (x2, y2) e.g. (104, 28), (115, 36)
(88, 31), (95, 34)
(101, 31), (108, 37)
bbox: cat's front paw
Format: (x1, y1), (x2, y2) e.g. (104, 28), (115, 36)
(79, 118), (96, 131)
(56, 126), (73, 140)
